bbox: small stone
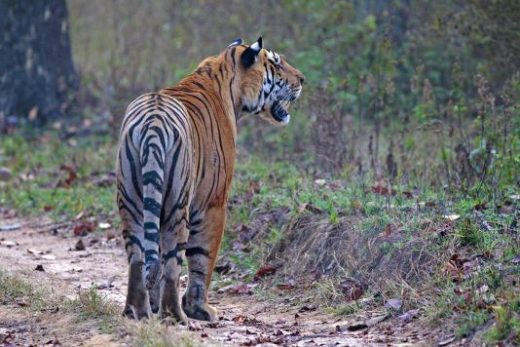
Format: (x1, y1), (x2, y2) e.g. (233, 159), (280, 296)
(0, 240), (17, 247)
(40, 254), (56, 260)
(98, 222), (111, 229)
(0, 223), (21, 231)
(385, 298), (403, 310)
(75, 239), (86, 251)
(314, 178), (326, 186)
(0, 167), (12, 181)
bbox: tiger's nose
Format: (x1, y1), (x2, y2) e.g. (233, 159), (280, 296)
(299, 75), (305, 85)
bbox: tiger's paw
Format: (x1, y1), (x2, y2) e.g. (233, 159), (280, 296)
(122, 303), (151, 320)
(160, 308), (189, 325)
(182, 298), (217, 322)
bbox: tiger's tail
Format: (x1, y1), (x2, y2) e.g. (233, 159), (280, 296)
(140, 119), (166, 290)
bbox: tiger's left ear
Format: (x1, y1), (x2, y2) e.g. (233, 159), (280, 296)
(227, 38), (243, 47)
(241, 36), (263, 68)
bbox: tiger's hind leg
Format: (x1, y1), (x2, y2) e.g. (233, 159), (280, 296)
(118, 132), (151, 320)
(159, 208), (190, 324)
(121, 227), (152, 320)
(183, 206), (225, 321)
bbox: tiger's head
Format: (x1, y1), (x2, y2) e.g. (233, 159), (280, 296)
(228, 37), (305, 125)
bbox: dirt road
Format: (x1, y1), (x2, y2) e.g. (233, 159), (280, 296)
(0, 219), (430, 346)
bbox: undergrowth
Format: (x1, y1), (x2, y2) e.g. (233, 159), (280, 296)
(0, 127), (519, 344)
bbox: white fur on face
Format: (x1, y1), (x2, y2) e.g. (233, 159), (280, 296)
(241, 48), (296, 125)
(266, 50), (280, 65)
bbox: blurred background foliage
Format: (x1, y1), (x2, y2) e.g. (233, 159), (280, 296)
(67, 0), (519, 196)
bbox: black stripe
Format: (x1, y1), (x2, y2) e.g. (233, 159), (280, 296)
(215, 74), (222, 96)
(189, 229), (201, 235)
(144, 231), (159, 243)
(149, 126), (166, 149)
(144, 221), (159, 231)
(230, 47), (237, 68)
(161, 242), (187, 264)
(145, 249), (158, 262)
(185, 247), (210, 257)
(124, 234), (144, 252)
(190, 269), (207, 277)
(118, 200), (141, 225)
(143, 171), (163, 191)
(161, 142), (182, 221)
(125, 137), (142, 197)
(162, 249), (183, 265)
(144, 198), (162, 217)
(229, 75), (237, 117)
(193, 81), (205, 90)
(117, 182), (143, 220)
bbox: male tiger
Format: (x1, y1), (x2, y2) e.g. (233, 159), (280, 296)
(116, 37), (304, 323)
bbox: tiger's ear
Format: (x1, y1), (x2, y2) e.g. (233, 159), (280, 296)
(241, 36), (263, 68)
(227, 38), (243, 47)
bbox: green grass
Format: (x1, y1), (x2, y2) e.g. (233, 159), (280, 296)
(456, 311), (490, 338)
(0, 131), (116, 219)
(484, 304), (520, 344)
(65, 286), (120, 333)
(326, 302), (363, 316)
(0, 270), (48, 310)
(1, 128), (519, 345)
(128, 318), (199, 347)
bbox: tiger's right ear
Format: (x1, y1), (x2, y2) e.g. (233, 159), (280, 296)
(241, 36), (263, 68)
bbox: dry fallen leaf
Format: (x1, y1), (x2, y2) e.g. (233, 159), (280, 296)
(254, 264), (277, 281)
(371, 182), (396, 196)
(443, 214), (460, 221)
(73, 221), (96, 236)
(276, 279), (296, 290)
(56, 164), (78, 188)
(297, 203), (323, 214)
(340, 278), (365, 301)
(380, 223), (397, 238)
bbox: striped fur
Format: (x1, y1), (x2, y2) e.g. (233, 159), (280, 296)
(116, 38), (304, 322)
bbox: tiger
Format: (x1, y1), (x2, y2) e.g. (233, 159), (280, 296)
(116, 37), (304, 323)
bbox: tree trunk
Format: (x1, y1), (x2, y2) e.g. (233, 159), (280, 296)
(0, 0), (77, 129)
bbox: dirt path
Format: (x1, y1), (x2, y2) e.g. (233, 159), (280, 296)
(0, 219), (432, 346)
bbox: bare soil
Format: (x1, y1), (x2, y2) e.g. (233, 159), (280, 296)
(0, 219), (439, 346)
